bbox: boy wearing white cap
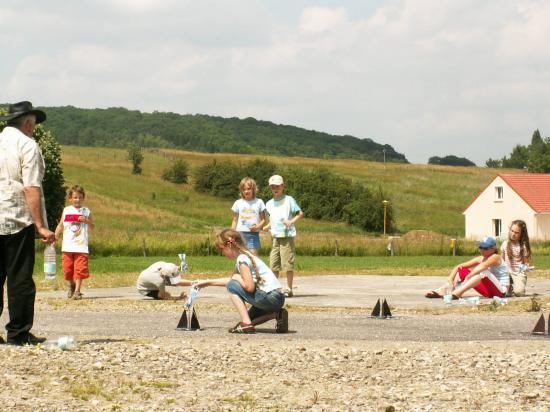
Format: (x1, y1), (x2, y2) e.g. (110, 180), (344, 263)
(263, 175), (304, 297)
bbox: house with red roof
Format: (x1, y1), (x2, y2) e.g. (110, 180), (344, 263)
(464, 173), (550, 240)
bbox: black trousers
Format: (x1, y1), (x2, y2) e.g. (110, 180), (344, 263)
(0, 224), (36, 340)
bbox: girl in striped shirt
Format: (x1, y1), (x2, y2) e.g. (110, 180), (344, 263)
(501, 220), (531, 296)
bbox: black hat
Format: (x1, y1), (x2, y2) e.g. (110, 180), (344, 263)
(0, 101), (46, 124)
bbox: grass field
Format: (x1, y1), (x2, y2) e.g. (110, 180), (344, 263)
(57, 145), (524, 256)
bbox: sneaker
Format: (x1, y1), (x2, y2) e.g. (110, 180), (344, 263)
(228, 322), (255, 334)
(72, 292), (83, 300)
(67, 283), (76, 299)
(283, 288), (293, 298)
(275, 308), (289, 333)
(7, 333), (47, 346)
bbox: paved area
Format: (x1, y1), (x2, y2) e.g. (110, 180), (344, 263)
(25, 275), (550, 343)
(37, 274), (550, 309)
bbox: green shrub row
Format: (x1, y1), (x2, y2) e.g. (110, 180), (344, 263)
(192, 159), (393, 232)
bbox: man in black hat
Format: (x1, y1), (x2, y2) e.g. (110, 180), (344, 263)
(0, 101), (55, 345)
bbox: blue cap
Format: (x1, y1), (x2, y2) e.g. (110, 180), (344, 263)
(479, 236), (497, 248)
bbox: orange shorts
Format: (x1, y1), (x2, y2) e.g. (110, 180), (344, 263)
(62, 252), (90, 280)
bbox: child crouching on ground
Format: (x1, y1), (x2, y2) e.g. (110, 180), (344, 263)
(136, 261), (193, 300)
(196, 229), (288, 334)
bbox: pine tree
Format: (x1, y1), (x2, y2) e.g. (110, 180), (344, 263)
(527, 129), (550, 172)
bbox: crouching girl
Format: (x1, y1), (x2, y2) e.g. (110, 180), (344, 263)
(196, 229), (288, 334)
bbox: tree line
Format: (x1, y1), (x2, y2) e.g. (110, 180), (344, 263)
(486, 129), (550, 172)
(39, 105), (408, 163)
(428, 155), (475, 167)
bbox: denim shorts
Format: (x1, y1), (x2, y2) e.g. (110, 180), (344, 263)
(227, 279), (285, 320)
(240, 231), (261, 250)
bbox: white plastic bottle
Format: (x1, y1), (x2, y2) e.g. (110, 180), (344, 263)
(44, 244), (56, 280)
(443, 283), (453, 304)
(57, 336), (77, 350)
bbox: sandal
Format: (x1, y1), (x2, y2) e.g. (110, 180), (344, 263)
(425, 291), (443, 299)
(67, 283), (76, 299)
(228, 322), (255, 334)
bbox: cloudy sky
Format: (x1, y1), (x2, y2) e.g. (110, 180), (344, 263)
(2, 0), (550, 164)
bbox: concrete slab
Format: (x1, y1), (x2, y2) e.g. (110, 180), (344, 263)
(37, 275), (550, 309)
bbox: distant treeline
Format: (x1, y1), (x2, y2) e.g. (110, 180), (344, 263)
(428, 155), (475, 167)
(37, 105), (408, 162)
(486, 129), (550, 172)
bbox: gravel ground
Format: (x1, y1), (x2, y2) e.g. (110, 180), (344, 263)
(1, 299), (549, 411)
(1, 337), (548, 411)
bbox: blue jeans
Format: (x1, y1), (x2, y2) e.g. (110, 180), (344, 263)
(227, 279), (285, 320)
(239, 231), (261, 250)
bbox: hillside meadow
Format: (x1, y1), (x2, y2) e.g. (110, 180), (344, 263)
(55, 145), (544, 258)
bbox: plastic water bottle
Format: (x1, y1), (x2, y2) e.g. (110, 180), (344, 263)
(43, 244), (56, 280)
(458, 296), (480, 305)
(492, 296), (508, 305)
(443, 283), (453, 304)
(185, 286), (200, 308)
(178, 252), (188, 273)
(44, 336), (77, 350)
(57, 336), (76, 350)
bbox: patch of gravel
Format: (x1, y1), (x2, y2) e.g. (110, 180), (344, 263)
(1, 337), (548, 411)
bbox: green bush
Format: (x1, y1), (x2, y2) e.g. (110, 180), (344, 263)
(127, 144), (143, 175)
(161, 159), (189, 184)
(193, 159), (393, 233)
(194, 158), (277, 199)
(35, 125), (66, 229)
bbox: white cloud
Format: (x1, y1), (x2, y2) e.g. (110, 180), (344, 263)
(299, 7), (348, 34)
(106, 0), (178, 13)
(2, 1), (550, 164)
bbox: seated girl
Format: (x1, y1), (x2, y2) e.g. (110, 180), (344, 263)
(425, 236), (509, 299)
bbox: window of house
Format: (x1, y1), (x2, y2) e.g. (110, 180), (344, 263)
(495, 186), (503, 201)
(493, 219), (502, 238)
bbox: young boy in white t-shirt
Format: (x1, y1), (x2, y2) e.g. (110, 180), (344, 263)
(54, 185), (94, 300)
(263, 175), (304, 297)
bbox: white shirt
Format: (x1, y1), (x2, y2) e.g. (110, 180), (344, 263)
(265, 195), (301, 238)
(236, 253), (282, 293)
(231, 198), (266, 232)
(0, 126), (46, 234)
(60, 205), (91, 253)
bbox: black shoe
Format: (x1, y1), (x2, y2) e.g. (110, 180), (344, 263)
(275, 308), (289, 333)
(7, 333), (47, 346)
(0, 336), (4, 344)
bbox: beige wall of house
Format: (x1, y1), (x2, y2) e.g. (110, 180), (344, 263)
(464, 176), (537, 240)
(535, 214), (550, 240)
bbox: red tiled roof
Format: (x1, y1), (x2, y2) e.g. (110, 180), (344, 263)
(499, 173), (550, 212)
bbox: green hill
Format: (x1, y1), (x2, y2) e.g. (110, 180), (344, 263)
(58, 146), (503, 256)
(38, 105), (408, 162)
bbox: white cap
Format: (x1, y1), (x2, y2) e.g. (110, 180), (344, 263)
(268, 175), (284, 185)
(159, 263), (180, 278)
